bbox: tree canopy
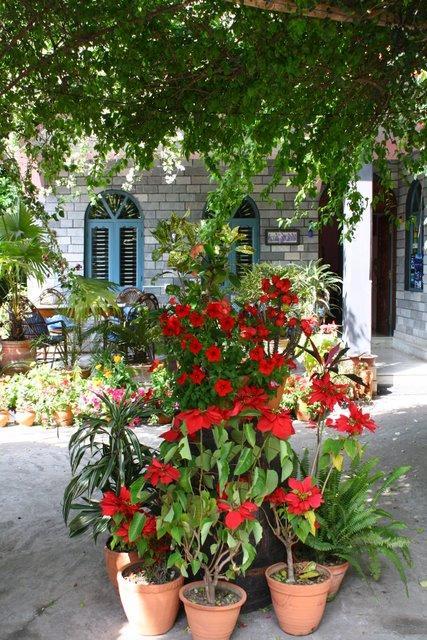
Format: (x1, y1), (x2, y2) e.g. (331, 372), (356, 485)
(0, 0), (426, 229)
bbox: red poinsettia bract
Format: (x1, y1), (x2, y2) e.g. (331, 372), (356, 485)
(284, 476), (323, 515)
(256, 408), (295, 440)
(174, 406), (225, 436)
(100, 486), (139, 518)
(326, 402), (376, 435)
(309, 372), (348, 411)
(217, 500), (258, 530)
(145, 458), (181, 486)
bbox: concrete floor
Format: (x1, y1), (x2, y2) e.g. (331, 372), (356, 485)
(1, 391), (426, 640)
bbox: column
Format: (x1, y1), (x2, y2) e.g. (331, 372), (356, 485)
(342, 163), (373, 355)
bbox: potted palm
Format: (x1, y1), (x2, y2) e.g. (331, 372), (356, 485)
(0, 200), (55, 371)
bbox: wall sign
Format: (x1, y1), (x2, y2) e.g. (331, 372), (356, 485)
(265, 228), (300, 245)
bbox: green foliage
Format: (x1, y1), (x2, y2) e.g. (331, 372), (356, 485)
(1, 2), (425, 231)
(63, 391), (154, 539)
(237, 260), (342, 318)
(304, 457), (412, 590)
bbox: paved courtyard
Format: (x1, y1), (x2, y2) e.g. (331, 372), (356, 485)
(1, 390), (426, 640)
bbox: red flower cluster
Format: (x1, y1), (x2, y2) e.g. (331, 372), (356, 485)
(260, 275), (298, 306)
(205, 299), (232, 319)
(160, 312), (183, 337)
(205, 345), (221, 362)
(214, 378), (233, 397)
(257, 408), (295, 440)
(174, 406), (225, 436)
(267, 477), (323, 515)
(300, 317), (318, 337)
(217, 499), (258, 530)
(326, 402), (376, 435)
(309, 372), (348, 411)
(115, 512), (157, 544)
(228, 386), (268, 416)
(145, 458), (181, 486)
(100, 487), (139, 518)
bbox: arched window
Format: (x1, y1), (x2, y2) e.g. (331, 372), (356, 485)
(405, 180), (425, 291)
(85, 189), (144, 287)
(203, 196), (260, 276)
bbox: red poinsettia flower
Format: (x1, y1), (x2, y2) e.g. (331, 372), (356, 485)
(188, 311), (205, 328)
(174, 406), (224, 435)
(249, 346), (265, 362)
(214, 378), (233, 397)
(174, 304), (191, 318)
(100, 486), (139, 518)
(189, 337), (203, 355)
(141, 514), (157, 537)
(258, 358), (275, 375)
(256, 408), (295, 440)
(145, 458), (181, 486)
(189, 366), (206, 384)
(309, 372), (348, 411)
(300, 317), (318, 337)
(160, 422), (182, 442)
(284, 476), (323, 515)
(265, 487), (288, 505)
(326, 402), (376, 435)
(115, 520), (132, 544)
(177, 372), (188, 385)
(228, 385), (268, 416)
(205, 345), (221, 362)
(219, 316), (235, 333)
(206, 299), (231, 319)
(217, 500), (258, 530)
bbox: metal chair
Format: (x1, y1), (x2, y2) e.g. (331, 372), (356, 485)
(21, 299), (69, 365)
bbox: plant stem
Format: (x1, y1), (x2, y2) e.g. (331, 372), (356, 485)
(286, 540), (295, 584)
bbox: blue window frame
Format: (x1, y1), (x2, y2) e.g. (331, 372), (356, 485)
(405, 180), (424, 291)
(85, 189), (144, 288)
(204, 196), (260, 276)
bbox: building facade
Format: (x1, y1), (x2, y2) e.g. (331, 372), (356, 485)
(38, 158), (426, 359)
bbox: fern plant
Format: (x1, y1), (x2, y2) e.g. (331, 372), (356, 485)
(302, 456), (412, 590)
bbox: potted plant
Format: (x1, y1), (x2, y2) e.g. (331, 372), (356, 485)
(0, 375), (14, 426)
(264, 475), (331, 636)
(14, 375), (38, 426)
(0, 199), (57, 371)
(303, 455), (412, 599)
(63, 389), (155, 579)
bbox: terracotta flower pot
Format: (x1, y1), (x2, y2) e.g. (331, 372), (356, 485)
(321, 561), (349, 599)
(268, 383), (286, 411)
(0, 410), (11, 427)
(118, 561), (184, 636)
(15, 409), (36, 427)
(53, 407), (74, 427)
(296, 400), (311, 422)
(266, 562), (331, 636)
(0, 340), (35, 373)
(103, 544), (139, 590)
(179, 580), (247, 640)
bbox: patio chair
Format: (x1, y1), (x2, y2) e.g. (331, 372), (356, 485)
(21, 299), (69, 365)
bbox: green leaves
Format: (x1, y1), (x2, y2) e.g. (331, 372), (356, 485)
(235, 447), (254, 475)
(128, 512), (147, 542)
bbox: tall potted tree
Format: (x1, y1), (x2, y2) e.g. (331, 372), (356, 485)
(0, 200), (55, 370)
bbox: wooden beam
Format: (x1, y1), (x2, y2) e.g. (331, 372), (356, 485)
(231, 1), (406, 28)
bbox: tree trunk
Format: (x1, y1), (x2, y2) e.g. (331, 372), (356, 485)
(286, 542), (295, 584)
(204, 570), (216, 605)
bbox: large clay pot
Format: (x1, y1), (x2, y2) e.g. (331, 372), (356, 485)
(266, 562), (331, 636)
(179, 580), (247, 640)
(322, 560), (349, 599)
(53, 407), (74, 427)
(104, 544), (139, 590)
(0, 410), (11, 427)
(118, 561), (183, 636)
(296, 400), (311, 422)
(0, 340), (35, 373)
(268, 383), (286, 411)
(15, 409), (36, 427)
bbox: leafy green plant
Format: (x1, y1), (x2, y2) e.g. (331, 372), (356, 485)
(303, 457), (412, 590)
(237, 260), (342, 319)
(63, 391), (154, 540)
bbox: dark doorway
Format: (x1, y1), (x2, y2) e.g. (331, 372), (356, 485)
(318, 188), (343, 324)
(371, 175), (397, 336)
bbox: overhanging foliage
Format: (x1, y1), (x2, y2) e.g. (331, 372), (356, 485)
(0, 0), (426, 230)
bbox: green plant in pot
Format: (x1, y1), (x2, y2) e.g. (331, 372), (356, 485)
(0, 200), (56, 371)
(14, 374), (39, 426)
(63, 390), (155, 584)
(303, 456), (412, 599)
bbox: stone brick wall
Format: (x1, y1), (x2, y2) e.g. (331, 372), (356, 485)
(32, 158), (319, 304)
(393, 167), (427, 358)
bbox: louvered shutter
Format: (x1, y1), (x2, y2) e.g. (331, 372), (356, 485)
(235, 225), (254, 277)
(91, 226), (110, 280)
(119, 226), (138, 286)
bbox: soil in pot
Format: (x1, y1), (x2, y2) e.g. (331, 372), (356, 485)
(179, 580), (247, 640)
(15, 410), (36, 427)
(266, 562), (331, 636)
(103, 543), (139, 590)
(118, 561), (183, 636)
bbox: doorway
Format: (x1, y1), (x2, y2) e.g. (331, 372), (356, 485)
(371, 176), (397, 336)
